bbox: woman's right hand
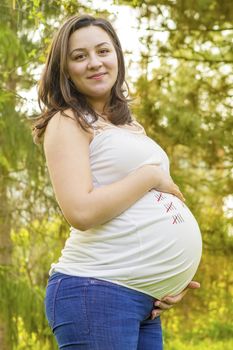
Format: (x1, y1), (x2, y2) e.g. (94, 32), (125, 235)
(151, 281), (201, 319)
(146, 164), (185, 202)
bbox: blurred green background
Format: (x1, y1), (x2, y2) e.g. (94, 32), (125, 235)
(0, 0), (233, 349)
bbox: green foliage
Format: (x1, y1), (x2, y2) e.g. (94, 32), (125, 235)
(130, 1), (233, 347)
(0, 266), (46, 345)
(0, 216), (68, 348)
(165, 339), (233, 350)
(11, 217), (68, 285)
(131, 0), (233, 257)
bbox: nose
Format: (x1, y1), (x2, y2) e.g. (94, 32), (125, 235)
(87, 53), (102, 70)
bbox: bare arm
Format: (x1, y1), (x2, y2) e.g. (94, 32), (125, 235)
(44, 111), (182, 231)
(77, 165), (161, 229)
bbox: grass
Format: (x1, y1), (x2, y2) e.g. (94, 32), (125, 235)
(165, 338), (233, 350)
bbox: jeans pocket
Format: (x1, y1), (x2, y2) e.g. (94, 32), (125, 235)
(51, 278), (90, 336)
(44, 278), (62, 329)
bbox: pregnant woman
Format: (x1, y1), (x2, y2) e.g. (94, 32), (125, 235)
(33, 15), (202, 350)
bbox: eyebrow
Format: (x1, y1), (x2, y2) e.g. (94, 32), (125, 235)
(69, 42), (111, 56)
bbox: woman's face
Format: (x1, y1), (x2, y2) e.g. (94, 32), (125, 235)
(67, 25), (118, 109)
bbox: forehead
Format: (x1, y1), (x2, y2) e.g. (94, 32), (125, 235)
(68, 25), (113, 51)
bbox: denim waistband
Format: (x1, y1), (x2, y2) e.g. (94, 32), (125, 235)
(47, 272), (156, 301)
(48, 271), (70, 282)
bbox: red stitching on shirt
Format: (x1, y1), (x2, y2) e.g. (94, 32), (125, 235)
(154, 192), (166, 202)
(165, 202), (176, 212)
(172, 214), (184, 224)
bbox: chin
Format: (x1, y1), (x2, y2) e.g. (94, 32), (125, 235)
(88, 90), (111, 100)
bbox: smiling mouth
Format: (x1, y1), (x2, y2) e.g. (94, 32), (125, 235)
(88, 73), (107, 79)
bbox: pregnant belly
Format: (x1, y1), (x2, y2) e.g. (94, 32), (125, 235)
(56, 190), (202, 300)
(125, 190), (203, 299)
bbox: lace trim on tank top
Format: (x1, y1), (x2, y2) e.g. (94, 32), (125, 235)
(90, 116), (146, 138)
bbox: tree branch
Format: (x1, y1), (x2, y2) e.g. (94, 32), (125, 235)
(143, 53), (233, 63)
(146, 26), (233, 33)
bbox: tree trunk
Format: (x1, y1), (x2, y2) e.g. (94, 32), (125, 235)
(0, 178), (13, 350)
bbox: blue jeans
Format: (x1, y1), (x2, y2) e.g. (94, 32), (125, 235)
(45, 273), (163, 349)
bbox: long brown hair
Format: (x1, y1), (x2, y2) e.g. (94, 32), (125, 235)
(33, 14), (132, 143)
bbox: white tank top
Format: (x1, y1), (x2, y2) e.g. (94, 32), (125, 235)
(50, 115), (202, 299)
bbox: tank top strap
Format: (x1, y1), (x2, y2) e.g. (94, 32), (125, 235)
(82, 113), (108, 137)
(131, 119), (147, 135)
(91, 119), (114, 137)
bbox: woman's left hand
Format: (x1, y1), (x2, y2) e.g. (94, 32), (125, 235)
(151, 281), (200, 319)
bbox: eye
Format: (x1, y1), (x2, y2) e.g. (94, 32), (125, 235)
(73, 53), (86, 61)
(98, 48), (110, 55)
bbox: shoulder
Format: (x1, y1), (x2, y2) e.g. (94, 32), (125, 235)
(44, 109), (93, 146)
(45, 109), (81, 129)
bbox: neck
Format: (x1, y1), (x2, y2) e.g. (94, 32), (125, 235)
(87, 97), (110, 116)
(91, 105), (109, 121)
